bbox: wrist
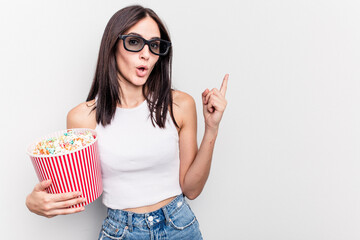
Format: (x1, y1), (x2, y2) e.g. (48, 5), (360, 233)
(205, 125), (219, 136)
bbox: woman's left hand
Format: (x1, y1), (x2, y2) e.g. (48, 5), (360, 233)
(202, 74), (229, 131)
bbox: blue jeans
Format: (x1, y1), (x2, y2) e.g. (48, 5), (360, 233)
(98, 194), (203, 240)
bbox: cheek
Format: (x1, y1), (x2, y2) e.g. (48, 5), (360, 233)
(150, 57), (160, 70)
(116, 47), (132, 68)
(116, 60), (125, 76)
(116, 55), (132, 73)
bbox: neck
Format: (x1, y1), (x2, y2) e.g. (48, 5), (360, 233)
(118, 79), (147, 109)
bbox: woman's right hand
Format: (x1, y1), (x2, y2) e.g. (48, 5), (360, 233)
(25, 179), (87, 218)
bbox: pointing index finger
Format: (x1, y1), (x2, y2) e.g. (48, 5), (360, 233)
(220, 74), (229, 96)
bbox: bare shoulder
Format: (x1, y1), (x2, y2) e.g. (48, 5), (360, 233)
(171, 90), (197, 130)
(67, 99), (97, 129)
(172, 89), (195, 106)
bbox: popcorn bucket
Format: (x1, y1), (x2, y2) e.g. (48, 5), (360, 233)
(26, 128), (103, 207)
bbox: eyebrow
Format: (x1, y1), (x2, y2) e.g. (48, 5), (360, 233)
(127, 32), (161, 40)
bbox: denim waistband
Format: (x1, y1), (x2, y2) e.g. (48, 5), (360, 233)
(106, 194), (185, 231)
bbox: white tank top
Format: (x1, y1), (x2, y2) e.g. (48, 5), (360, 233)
(95, 99), (182, 209)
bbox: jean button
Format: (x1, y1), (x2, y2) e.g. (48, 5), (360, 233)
(148, 216), (153, 221)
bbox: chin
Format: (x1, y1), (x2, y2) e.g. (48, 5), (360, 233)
(132, 78), (148, 86)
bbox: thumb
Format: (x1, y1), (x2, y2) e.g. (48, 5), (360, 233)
(34, 179), (52, 192)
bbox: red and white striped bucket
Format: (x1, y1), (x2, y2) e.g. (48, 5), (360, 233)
(26, 128), (103, 207)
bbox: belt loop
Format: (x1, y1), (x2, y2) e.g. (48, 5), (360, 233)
(127, 212), (133, 232)
(162, 206), (170, 226)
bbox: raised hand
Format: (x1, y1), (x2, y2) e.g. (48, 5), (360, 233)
(202, 74), (228, 131)
(26, 179), (86, 218)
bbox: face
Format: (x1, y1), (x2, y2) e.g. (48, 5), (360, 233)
(116, 16), (160, 88)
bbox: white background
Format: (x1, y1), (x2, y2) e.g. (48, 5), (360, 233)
(1, 0), (360, 239)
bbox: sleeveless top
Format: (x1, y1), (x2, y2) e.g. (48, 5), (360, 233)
(95, 99), (182, 209)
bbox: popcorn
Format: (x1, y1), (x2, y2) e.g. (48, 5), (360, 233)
(27, 128), (102, 206)
(32, 129), (96, 155)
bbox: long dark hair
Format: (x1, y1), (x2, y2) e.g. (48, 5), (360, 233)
(86, 5), (178, 129)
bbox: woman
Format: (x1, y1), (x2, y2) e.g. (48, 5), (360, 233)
(26, 5), (228, 239)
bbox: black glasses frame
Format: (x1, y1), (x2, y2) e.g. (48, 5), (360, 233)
(118, 35), (171, 56)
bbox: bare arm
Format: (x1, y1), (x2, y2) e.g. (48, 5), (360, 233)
(178, 75), (228, 200)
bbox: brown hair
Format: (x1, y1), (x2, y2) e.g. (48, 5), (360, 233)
(86, 5), (178, 129)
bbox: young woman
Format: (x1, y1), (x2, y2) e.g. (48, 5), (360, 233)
(26, 5), (228, 239)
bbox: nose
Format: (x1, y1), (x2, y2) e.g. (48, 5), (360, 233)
(139, 44), (151, 60)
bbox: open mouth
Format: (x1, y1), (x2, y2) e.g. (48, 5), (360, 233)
(136, 66), (148, 77)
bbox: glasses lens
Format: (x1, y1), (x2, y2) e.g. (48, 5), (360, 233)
(124, 36), (144, 51)
(150, 40), (170, 55)
(149, 40), (161, 54)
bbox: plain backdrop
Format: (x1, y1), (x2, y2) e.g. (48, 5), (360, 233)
(1, 0), (360, 239)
